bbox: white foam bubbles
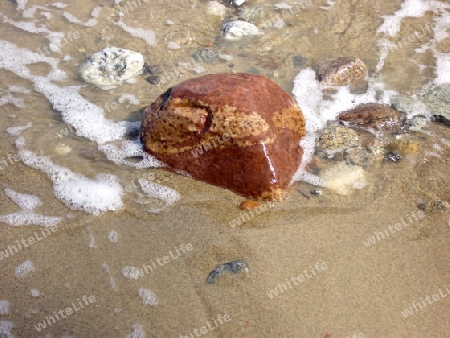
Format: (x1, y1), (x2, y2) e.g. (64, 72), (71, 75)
(6, 122), (32, 136)
(0, 188), (61, 226)
(98, 138), (164, 168)
(14, 259), (35, 278)
(126, 324), (147, 338)
(17, 138), (123, 215)
(0, 321), (14, 338)
(4, 189), (41, 211)
(138, 179), (180, 213)
(377, 0), (438, 37)
(122, 266), (141, 280)
(435, 53), (450, 85)
(108, 230), (119, 243)
(54, 175), (123, 215)
(30, 289), (41, 297)
(138, 288), (158, 306)
(113, 19), (156, 45)
(0, 300), (9, 315)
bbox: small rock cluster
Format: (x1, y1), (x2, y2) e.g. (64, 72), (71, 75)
(206, 0), (264, 40)
(309, 57), (427, 195)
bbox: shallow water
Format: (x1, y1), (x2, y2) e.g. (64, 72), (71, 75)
(0, 0), (449, 337)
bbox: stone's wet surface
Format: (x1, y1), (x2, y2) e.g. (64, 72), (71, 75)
(79, 47), (144, 87)
(316, 57), (368, 93)
(316, 122), (360, 151)
(141, 73), (306, 200)
(221, 20), (261, 40)
(338, 103), (406, 132)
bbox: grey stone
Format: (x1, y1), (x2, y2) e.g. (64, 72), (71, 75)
(221, 20), (262, 40)
(79, 47), (144, 87)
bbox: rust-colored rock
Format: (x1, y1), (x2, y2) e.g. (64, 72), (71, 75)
(240, 200), (262, 210)
(338, 103), (406, 132)
(141, 73), (306, 200)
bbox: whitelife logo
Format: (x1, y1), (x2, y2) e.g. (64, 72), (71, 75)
(34, 295), (96, 332)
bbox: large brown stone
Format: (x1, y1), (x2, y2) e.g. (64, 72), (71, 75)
(141, 73), (306, 200)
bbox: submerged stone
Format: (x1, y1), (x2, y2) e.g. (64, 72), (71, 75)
(338, 103), (406, 132)
(79, 47), (144, 87)
(221, 20), (262, 40)
(316, 57), (368, 93)
(141, 73), (306, 200)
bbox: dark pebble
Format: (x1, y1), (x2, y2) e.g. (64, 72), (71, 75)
(146, 75), (161, 85)
(206, 259), (249, 284)
(385, 151), (402, 162)
(293, 55), (306, 67)
(143, 64), (164, 75)
(431, 115), (450, 127)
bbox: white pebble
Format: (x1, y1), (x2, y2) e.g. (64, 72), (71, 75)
(79, 47), (144, 87)
(54, 143), (72, 156)
(138, 288), (158, 306)
(221, 20), (262, 40)
(206, 1), (226, 17)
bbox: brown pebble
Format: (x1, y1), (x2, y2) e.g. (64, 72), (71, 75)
(338, 103), (406, 132)
(316, 57), (368, 93)
(240, 200), (262, 210)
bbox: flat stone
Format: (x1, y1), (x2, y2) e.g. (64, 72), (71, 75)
(206, 259), (249, 284)
(316, 57), (368, 93)
(317, 122), (360, 151)
(221, 20), (262, 40)
(421, 84), (450, 126)
(338, 103), (406, 132)
(141, 73), (306, 200)
(79, 47), (144, 87)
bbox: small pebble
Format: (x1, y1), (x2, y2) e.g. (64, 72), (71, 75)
(385, 151), (402, 162)
(310, 188), (322, 195)
(293, 55), (306, 67)
(221, 20), (262, 40)
(206, 1), (226, 16)
(79, 47), (144, 87)
(146, 75), (161, 85)
(240, 200), (261, 210)
(54, 143), (72, 156)
(206, 259), (249, 284)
